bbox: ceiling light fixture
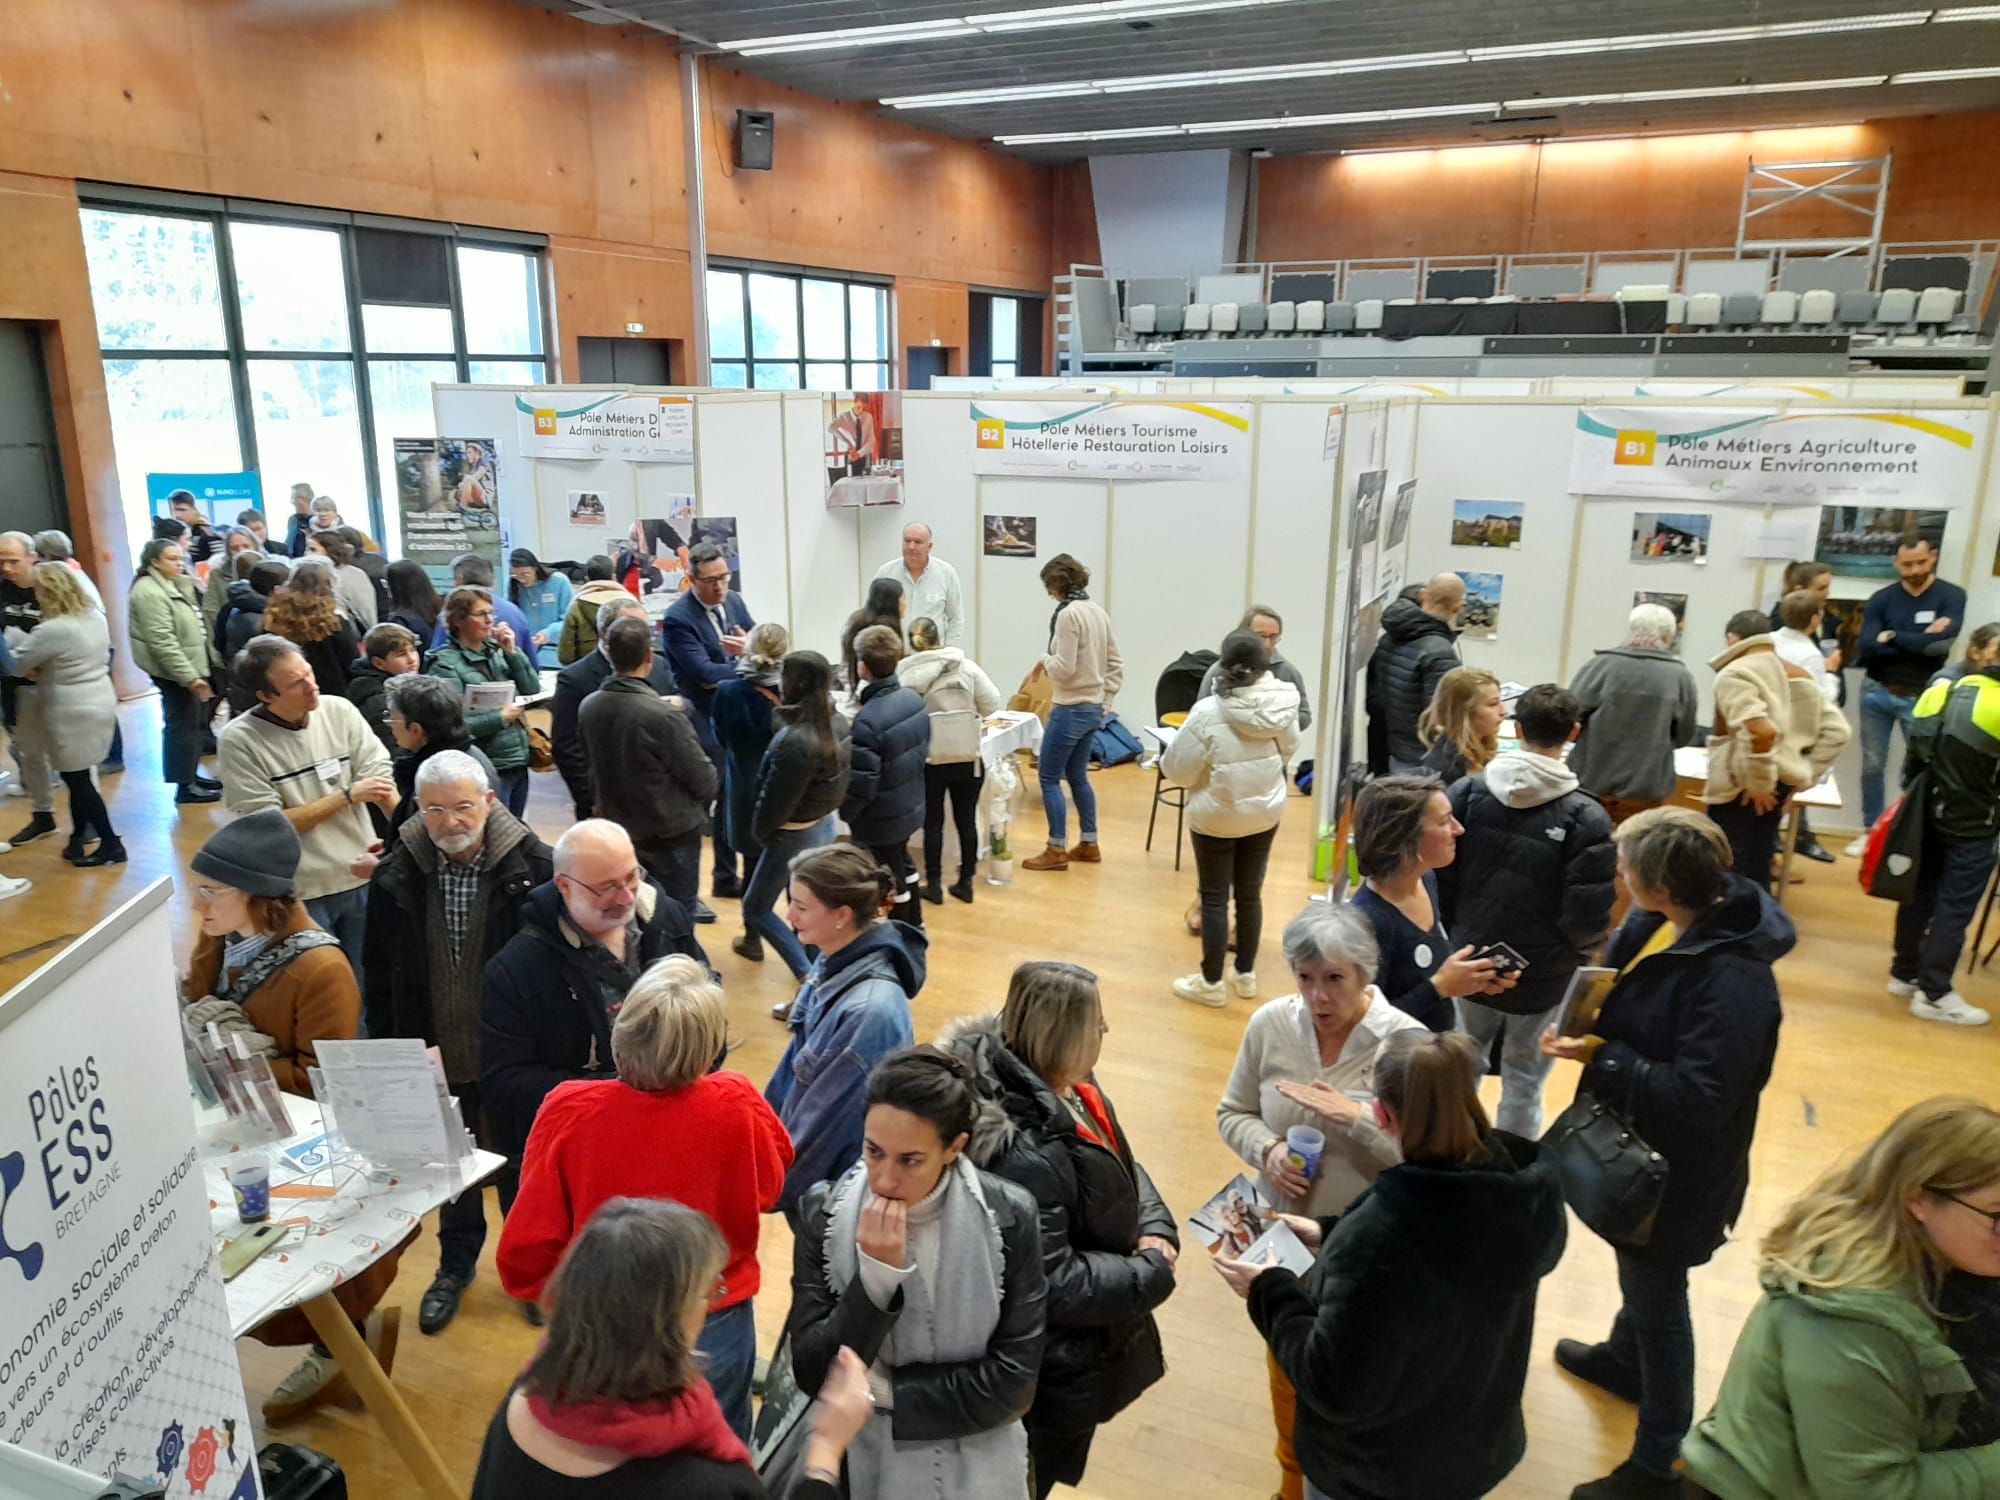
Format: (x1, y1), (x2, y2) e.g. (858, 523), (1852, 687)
(724, 0), (1302, 54)
(996, 101), (1499, 144)
(1506, 76), (1888, 109)
(1890, 64), (2000, 78)
(1336, 120), (1871, 156)
(884, 5), (1996, 108)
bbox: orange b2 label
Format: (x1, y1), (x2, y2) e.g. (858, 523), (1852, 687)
(975, 418), (1007, 450)
(1613, 430), (1657, 466)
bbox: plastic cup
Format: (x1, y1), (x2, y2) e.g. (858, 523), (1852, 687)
(227, 1155), (271, 1223)
(1286, 1125), (1325, 1182)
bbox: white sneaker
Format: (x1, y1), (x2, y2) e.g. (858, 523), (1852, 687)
(1910, 991), (1991, 1027)
(2, 775), (23, 799)
(1229, 969), (1258, 999)
(1172, 972), (1228, 1009)
(1886, 976), (1919, 1000)
(0, 875), (28, 902)
(1843, 836), (1868, 858)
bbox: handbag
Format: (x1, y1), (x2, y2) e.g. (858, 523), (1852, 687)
(1860, 771), (1928, 902)
(1542, 1091), (1669, 1248)
(526, 724), (556, 771)
(753, 1331), (843, 1496)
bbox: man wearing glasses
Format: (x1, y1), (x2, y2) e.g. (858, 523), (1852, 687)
(362, 749), (553, 1336)
(660, 542), (756, 910)
(479, 819), (711, 1312)
(217, 633), (396, 990)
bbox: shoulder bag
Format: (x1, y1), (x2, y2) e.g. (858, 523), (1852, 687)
(1542, 1088), (1669, 1248)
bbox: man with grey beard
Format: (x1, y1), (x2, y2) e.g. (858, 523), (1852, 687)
(361, 749), (553, 1335)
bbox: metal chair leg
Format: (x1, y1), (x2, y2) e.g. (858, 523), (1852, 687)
(1173, 788), (1185, 872)
(1146, 766), (1163, 852)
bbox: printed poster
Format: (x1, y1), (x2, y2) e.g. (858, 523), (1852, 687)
(970, 399), (1253, 482)
(1569, 406), (1979, 507)
(395, 437), (502, 588)
(516, 391), (694, 463)
(627, 496), (695, 600)
(825, 392), (905, 508)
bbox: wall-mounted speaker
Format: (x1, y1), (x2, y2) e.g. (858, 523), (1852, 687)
(735, 110), (775, 171)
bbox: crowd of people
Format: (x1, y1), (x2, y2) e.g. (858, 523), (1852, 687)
(4, 486), (1997, 1498)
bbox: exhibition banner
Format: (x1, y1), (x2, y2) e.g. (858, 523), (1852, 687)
(516, 391), (694, 463)
(1570, 406), (1980, 507)
(395, 437), (503, 587)
(0, 882), (259, 1498)
(970, 400), (1253, 481)
(145, 473), (263, 527)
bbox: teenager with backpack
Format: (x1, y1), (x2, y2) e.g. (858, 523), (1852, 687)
(898, 615), (1003, 904)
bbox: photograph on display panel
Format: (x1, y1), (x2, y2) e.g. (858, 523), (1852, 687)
(1457, 571), (1503, 639)
(627, 498), (695, 601)
(1450, 499), (1523, 549)
(824, 391), (905, 507)
(1630, 512), (1712, 562)
(567, 490), (606, 526)
(1634, 590), (1689, 651)
(984, 514), (1038, 557)
(1386, 480), (1416, 550)
(1814, 506), (1948, 579)
(1352, 470), (1385, 549)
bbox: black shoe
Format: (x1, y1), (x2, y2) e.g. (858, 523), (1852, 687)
(1570, 1461), (1683, 1499)
(1798, 838), (1836, 864)
(949, 878), (975, 904)
(732, 931), (764, 962)
(61, 838), (91, 865)
(4, 813), (57, 851)
(691, 898), (718, 925)
(78, 838), (127, 868)
(175, 783), (221, 805)
(520, 1300), (544, 1328)
(1554, 1339), (1642, 1405)
(194, 774), (223, 790)
(418, 1274), (468, 1335)
(711, 875), (743, 900)
(921, 879), (944, 905)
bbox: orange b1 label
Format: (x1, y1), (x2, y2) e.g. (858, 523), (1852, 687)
(533, 409), (558, 437)
(1613, 430), (1657, 466)
(975, 418), (1007, 450)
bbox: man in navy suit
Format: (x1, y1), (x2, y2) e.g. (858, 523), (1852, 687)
(659, 542), (754, 902)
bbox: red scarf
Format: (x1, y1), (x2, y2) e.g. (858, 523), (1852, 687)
(525, 1379), (751, 1468)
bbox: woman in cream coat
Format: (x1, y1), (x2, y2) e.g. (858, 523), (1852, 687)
(12, 563), (121, 864)
(1162, 629), (1301, 1007)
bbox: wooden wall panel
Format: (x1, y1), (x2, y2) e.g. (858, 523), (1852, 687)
(550, 238), (694, 380)
(1257, 114), (2000, 262)
(895, 279), (969, 385)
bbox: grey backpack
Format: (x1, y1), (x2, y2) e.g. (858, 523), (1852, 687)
(924, 664), (982, 764)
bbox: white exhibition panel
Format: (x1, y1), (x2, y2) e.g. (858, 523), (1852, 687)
(973, 476), (1111, 696)
(1110, 477), (1253, 729)
(1246, 399), (1342, 729)
(779, 393), (860, 659)
(857, 393), (981, 650)
(1545, 376), (1967, 400)
(695, 395), (791, 628)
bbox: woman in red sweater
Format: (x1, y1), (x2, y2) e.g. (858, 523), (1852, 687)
(499, 955), (793, 1440)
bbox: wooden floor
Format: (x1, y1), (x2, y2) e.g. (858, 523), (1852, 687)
(7, 696), (1997, 1498)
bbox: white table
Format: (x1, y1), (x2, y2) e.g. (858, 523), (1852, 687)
(1673, 744), (1842, 905)
(827, 474), (904, 508)
(201, 1093), (504, 1499)
(979, 709), (1043, 773)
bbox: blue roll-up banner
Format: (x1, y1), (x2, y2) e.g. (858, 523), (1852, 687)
(144, 472), (264, 526)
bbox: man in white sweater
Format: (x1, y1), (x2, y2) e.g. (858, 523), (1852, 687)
(219, 634), (397, 990)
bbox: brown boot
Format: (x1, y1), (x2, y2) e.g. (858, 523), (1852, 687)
(1068, 841), (1102, 863)
(1023, 844), (1070, 871)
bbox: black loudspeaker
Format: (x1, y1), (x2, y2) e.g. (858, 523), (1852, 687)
(735, 109), (775, 171)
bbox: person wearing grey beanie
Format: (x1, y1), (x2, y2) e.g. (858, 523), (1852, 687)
(191, 808), (301, 896)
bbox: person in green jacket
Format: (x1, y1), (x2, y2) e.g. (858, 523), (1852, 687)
(426, 585), (541, 818)
(1682, 1095), (2000, 1498)
(128, 537), (223, 805)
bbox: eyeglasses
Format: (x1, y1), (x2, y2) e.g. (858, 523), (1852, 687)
(1934, 1191), (2000, 1234)
(189, 883), (231, 903)
(561, 868), (643, 900)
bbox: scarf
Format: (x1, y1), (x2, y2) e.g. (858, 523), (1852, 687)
(735, 656), (783, 692)
(524, 1380), (751, 1468)
(1046, 588), (1089, 652)
(823, 1158), (1029, 1500)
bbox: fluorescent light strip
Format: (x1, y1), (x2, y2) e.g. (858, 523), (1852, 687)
(886, 5), (1996, 108)
(725, 0), (1299, 54)
(1337, 121), (1871, 156)
(1506, 76), (1888, 108)
(996, 102), (1499, 144)
(1892, 64), (2000, 77)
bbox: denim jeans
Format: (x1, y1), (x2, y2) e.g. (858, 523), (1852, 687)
(1893, 828), (1999, 1000)
(494, 765), (530, 819)
(1605, 1248), (1695, 1479)
(637, 830), (703, 915)
(1040, 702), (1104, 846)
(435, 1081), (518, 1282)
(1191, 826), (1277, 982)
(1707, 793), (1788, 892)
(742, 815), (835, 979)
(700, 1299), (757, 1442)
(1457, 998), (1560, 1137)
(1860, 680), (1919, 829)
(305, 884), (369, 999)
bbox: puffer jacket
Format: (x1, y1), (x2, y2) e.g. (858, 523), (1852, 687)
(899, 646), (1003, 765)
(1159, 671), (1302, 837)
(942, 1016), (1177, 1431)
(766, 921), (925, 1215)
(1365, 598), (1459, 771)
(128, 568), (219, 686)
(751, 719), (853, 846)
(558, 578), (632, 664)
(842, 677), (931, 845)
(1438, 752), (1617, 1016)
(1705, 635), (1849, 803)
(425, 637), (542, 773)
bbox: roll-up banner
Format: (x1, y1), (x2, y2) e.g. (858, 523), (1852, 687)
(1569, 406), (1979, 507)
(970, 400), (1253, 481)
(516, 391), (694, 463)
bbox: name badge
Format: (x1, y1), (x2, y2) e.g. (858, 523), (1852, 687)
(1915, 611), (1937, 624)
(316, 758), (342, 784)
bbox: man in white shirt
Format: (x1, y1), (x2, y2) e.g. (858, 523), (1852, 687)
(875, 523), (964, 648)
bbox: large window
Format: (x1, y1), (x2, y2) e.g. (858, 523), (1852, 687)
(706, 266), (890, 391)
(81, 200), (546, 557)
(969, 290), (1044, 379)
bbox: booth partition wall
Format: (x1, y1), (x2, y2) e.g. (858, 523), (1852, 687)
(703, 266), (891, 392)
(79, 191), (546, 556)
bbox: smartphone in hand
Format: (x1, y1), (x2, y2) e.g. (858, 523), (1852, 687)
(1473, 941), (1530, 977)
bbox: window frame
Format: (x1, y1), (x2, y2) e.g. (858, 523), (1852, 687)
(707, 263), (893, 392)
(79, 190), (549, 543)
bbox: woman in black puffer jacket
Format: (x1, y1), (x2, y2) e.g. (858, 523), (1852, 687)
(942, 961), (1179, 1498)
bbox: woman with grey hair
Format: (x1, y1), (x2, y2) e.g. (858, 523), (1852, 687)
(383, 672), (497, 831)
(1568, 601), (1701, 825)
(495, 956), (792, 1441)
